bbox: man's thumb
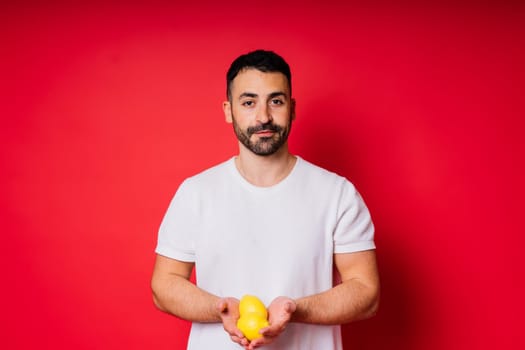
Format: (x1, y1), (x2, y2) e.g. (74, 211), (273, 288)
(216, 298), (228, 313)
(286, 300), (297, 313)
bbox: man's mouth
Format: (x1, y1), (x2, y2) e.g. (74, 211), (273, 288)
(254, 130), (275, 136)
(248, 124), (281, 137)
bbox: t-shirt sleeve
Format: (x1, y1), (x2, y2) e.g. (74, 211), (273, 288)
(333, 180), (375, 253)
(155, 179), (198, 262)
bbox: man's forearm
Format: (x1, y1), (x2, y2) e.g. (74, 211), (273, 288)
(152, 273), (221, 323)
(292, 278), (379, 325)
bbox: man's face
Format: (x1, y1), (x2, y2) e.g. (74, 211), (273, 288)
(224, 68), (295, 156)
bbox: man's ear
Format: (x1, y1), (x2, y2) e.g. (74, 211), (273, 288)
(291, 98), (296, 121)
(223, 101), (233, 123)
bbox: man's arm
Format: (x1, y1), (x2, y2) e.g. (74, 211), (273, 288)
(151, 254), (221, 322)
(249, 250), (379, 349)
(293, 249), (380, 324)
(151, 254), (247, 346)
(151, 254), (249, 346)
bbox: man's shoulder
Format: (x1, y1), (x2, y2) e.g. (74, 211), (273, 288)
(297, 156), (347, 183)
(296, 156), (360, 195)
(183, 157), (234, 187)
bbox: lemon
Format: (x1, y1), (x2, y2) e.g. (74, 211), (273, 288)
(239, 295), (268, 319)
(237, 295), (269, 341)
(237, 315), (269, 341)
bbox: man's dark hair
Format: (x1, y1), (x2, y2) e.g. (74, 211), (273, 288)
(226, 49), (292, 100)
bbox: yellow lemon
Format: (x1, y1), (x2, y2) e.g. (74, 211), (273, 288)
(237, 315), (269, 341)
(239, 295), (268, 319)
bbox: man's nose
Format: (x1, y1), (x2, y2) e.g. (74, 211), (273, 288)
(256, 104), (272, 124)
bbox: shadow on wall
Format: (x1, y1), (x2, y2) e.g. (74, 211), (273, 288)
(342, 237), (422, 350)
(293, 102), (425, 349)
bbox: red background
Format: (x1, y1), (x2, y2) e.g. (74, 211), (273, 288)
(1, 1), (524, 349)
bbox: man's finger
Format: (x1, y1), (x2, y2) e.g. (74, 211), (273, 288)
(259, 325), (281, 338)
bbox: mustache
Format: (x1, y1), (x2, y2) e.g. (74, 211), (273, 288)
(247, 123), (283, 135)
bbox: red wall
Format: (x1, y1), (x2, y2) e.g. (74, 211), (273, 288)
(2, 2), (524, 349)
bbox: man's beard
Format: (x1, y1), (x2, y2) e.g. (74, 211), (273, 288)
(232, 114), (292, 156)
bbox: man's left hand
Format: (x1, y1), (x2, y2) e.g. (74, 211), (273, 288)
(247, 296), (296, 349)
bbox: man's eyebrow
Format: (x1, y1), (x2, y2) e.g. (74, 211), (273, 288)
(239, 92), (258, 99)
(268, 91), (287, 99)
(238, 91), (288, 100)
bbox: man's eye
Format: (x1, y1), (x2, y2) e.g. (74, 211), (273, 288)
(242, 101), (254, 107)
(271, 99), (284, 105)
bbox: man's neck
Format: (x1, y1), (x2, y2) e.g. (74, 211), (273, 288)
(235, 144), (297, 187)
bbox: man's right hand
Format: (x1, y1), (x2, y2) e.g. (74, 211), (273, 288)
(216, 297), (250, 348)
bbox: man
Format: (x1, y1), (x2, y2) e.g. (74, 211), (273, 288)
(151, 50), (379, 350)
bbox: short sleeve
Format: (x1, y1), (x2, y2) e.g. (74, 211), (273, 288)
(155, 179), (199, 262)
(333, 180), (375, 253)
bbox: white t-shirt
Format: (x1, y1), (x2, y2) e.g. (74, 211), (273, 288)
(156, 156), (375, 350)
